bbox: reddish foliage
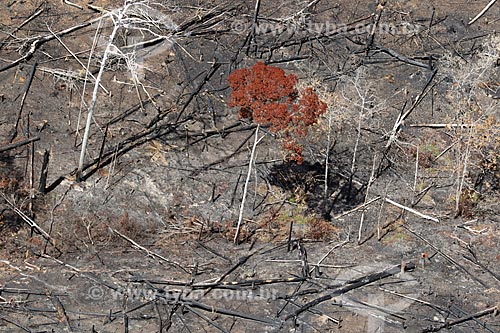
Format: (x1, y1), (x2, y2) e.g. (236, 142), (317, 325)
(228, 62), (327, 163)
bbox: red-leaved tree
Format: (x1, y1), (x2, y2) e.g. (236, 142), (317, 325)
(228, 62), (327, 164)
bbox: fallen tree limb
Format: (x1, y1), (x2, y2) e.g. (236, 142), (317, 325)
(309, 238), (350, 276)
(45, 114), (192, 192)
(284, 261), (415, 321)
(182, 299), (279, 326)
(48, 291), (73, 332)
(201, 251), (256, 298)
(385, 198), (439, 223)
(128, 276), (306, 289)
(0, 17), (101, 73)
(0, 136), (40, 153)
(0, 315), (31, 332)
(183, 305), (230, 333)
(423, 305), (498, 332)
(39, 252), (124, 293)
(63, 0), (83, 10)
(373, 45), (432, 69)
(462, 253), (500, 284)
(402, 225), (489, 288)
(409, 124), (474, 128)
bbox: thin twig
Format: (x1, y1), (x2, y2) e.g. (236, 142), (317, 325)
(0, 17), (102, 73)
(468, 0), (498, 25)
(333, 196), (381, 220)
(455, 126), (473, 214)
(0, 315), (31, 332)
(45, 25), (107, 94)
(409, 123), (474, 128)
(2, 194), (52, 241)
(11, 63), (37, 142)
(309, 238), (349, 275)
(385, 198), (439, 223)
(112, 228), (189, 273)
(77, 6), (124, 181)
(0, 4), (44, 50)
(48, 291), (73, 332)
(384, 69), (438, 151)
(423, 305), (498, 332)
(234, 125), (262, 243)
(63, 0), (83, 10)
(37, 149), (50, 193)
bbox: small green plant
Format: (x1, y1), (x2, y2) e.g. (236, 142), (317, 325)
(258, 206), (336, 242)
(455, 188), (480, 217)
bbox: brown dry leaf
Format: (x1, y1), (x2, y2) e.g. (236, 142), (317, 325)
(146, 140), (171, 165)
(98, 168), (109, 177)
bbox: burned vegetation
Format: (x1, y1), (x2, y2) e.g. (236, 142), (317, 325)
(0, 1), (499, 332)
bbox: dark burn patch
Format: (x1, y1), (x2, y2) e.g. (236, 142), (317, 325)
(267, 161), (365, 218)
